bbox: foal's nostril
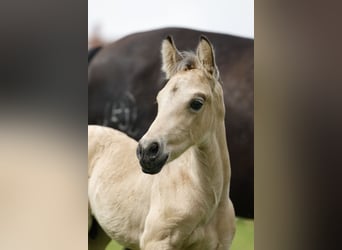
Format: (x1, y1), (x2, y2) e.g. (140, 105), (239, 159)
(147, 142), (160, 159)
(136, 143), (143, 160)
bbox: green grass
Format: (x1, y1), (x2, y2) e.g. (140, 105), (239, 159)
(231, 218), (254, 250)
(106, 218), (254, 250)
(106, 240), (124, 250)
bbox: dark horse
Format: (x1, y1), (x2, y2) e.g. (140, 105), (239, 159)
(88, 27), (253, 219)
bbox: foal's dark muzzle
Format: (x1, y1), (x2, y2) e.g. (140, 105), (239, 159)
(136, 141), (168, 174)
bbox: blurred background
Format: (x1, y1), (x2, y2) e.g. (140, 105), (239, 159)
(88, 0), (254, 47)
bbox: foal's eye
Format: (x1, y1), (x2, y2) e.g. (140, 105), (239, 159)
(190, 99), (204, 111)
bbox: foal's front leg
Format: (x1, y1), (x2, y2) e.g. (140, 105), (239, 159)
(140, 228), (179, 250)
(141, 240), (177, 250)
(140, 218), (189, 250)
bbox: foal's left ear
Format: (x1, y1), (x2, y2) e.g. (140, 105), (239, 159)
(196, 36), (219, 79)
(161, 36), (182, 78)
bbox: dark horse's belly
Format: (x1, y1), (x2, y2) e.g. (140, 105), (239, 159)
(88, 27), (254, 218)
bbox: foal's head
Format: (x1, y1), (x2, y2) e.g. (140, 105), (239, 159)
(136, 36), (225, 174)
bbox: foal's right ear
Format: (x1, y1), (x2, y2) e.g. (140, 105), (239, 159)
(196, 35), (219, 79)
(161, 36), (182, 78)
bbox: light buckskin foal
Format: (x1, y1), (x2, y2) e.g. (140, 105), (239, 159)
(88, 36), (235, 250)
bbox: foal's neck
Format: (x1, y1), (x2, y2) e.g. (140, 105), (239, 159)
(191, 120), (231, 202)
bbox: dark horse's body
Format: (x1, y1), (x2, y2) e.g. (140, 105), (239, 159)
(88, 27), (253, 218)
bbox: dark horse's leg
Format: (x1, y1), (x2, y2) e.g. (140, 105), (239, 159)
(88, 218), (111, 250)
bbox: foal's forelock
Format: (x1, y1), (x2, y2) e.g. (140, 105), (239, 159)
(166, 51), (218, 83)
(175, 52), (198, 72)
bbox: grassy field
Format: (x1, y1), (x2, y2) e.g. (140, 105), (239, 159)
(106, 218), (254, 250)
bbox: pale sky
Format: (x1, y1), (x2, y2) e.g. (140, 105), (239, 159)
(88, 0), (254, 41)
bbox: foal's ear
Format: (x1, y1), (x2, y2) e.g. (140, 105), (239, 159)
(161, 36), (182, 78)
(196, 36), (219, 79)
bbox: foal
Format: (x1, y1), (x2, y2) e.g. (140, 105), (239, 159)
(88, 36), (235, 250)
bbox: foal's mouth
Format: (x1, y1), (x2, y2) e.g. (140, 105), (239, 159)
(140, 153), (169, 175)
